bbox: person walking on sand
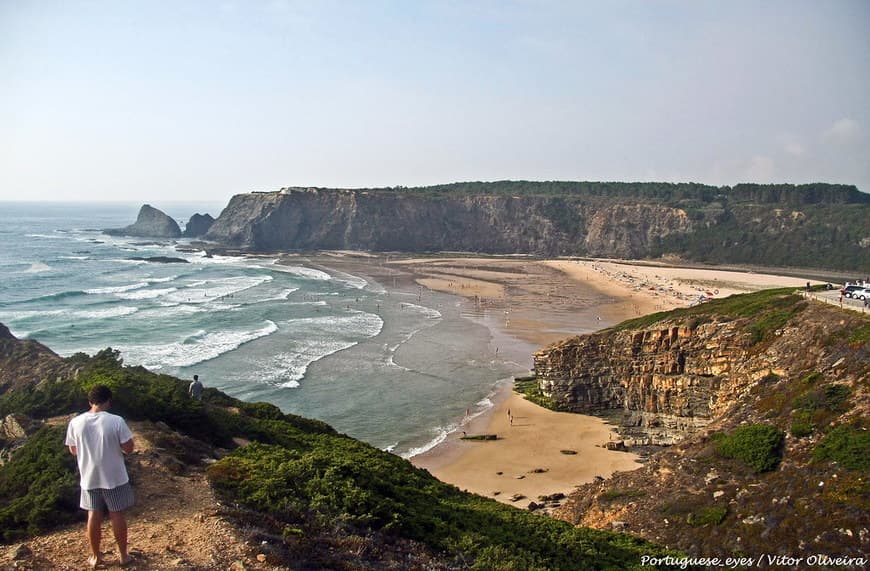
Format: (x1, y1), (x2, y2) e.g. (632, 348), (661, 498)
(188, 374), (203, 401)
(65, 385), (135, 569)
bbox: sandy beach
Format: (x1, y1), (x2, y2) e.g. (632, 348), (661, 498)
(398, 256), (822, 507)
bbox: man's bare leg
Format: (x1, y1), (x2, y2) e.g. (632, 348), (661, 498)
(86, 510), (104, 568)
(108, 511), (130, 564)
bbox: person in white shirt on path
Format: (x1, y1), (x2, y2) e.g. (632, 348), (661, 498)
(65, 385), (135, 569)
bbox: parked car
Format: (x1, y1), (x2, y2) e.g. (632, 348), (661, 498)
(851, 288), (870, 301)
(841, 285), (865, 298)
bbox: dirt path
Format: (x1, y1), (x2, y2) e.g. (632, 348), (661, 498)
(2, 421), (284, 571)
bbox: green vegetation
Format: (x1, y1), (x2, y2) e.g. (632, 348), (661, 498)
(0, 349), (687, 569)
(600, 489), (646, 502)
(0, 425), (79, 542)
(789, 413), (815, 438)
(687, 507), (727, 527)
(813, 421), (870, 471)
(612, 288), (808, 344)
(712, 424), (785, 473)
(513, 378), (558, 411)
(660, 499), (727, 527)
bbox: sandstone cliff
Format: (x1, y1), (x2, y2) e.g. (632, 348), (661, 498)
(531, 291), (869, 559)
(104, 204), (182, 238)
(203, 183), (870, 270)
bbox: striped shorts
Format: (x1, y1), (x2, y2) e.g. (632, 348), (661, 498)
(80, 482), (135, 512)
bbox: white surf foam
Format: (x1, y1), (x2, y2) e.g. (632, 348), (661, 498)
(401, 423), (458, 459)
(164, 275), (272, 304)
(0, 309), (65, 322)
(75, 306), (139, 319)
(116, 287), (178, 300)
(85, 282), (149, 294)
(271, 265), (332, 281)
(400, 302), (442, 319)
(120, 320), (278, 369)
(21, 262), (51, 273)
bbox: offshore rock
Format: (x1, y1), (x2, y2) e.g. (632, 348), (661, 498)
(105, 205), (182, 238)
(182, 213), (215, 238)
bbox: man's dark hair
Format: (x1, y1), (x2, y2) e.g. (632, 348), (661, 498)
(193, 374), (199, 381)
(87, 384), (113, 406)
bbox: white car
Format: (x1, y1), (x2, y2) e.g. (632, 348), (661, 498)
(851, 288), (870, 301)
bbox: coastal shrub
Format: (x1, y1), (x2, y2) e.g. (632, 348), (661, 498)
(513, 379), (557, 411)
(713, 424), (784, 473)
(792, 384), (851, 414)
(789, 413), (815, 438)
(687, 506), (727, 527)
(813, 422), (870, 471)
(208, 439), (686, 570)
(0, 425), (79, 541)
(600, 488), (646, 501)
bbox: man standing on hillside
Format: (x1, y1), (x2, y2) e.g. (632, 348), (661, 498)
(65, 385), (135, 569)
(188, 374), (203, 401)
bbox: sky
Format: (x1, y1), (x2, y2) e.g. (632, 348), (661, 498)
(1, 0), (868, 203)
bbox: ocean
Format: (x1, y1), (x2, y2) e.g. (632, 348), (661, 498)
(0, 202), (528, 457)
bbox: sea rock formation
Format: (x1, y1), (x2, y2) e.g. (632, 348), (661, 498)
(203, 183), (870, 270)
(104, 204), (182, 238)
(182, 213), (215, 237)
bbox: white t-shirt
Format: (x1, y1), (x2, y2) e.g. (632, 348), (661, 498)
(65, 411), (133, 490)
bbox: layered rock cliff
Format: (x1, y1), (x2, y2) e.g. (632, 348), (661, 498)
(532, 291), (868, 445)
(203, 182), (870, 270)
(535, 292), (869, 559)
(105, 204), (182, 238)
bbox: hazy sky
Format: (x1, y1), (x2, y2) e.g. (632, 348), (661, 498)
(1, 1), (868, 203)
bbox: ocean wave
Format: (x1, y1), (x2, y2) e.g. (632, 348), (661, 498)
(331, 270), (368, 290)
(250, 287), (299, 304)
(85, 282), (149, 294)
(59, 255), (89, 260)
(163, 275), (272, 304)
(19, 290), (85, 303)
(271, 265), (332, 281)
(0, 309), (65, 322)
(74, 306), (139, 319)
(285, 311), (384, 339)
(147, 275), (178, 283)
(116, 287), (178, 300)
(25, 233), (64, 240)
(120, 320), (278, 368)
(401, 423), (458, 459)
(21, 262), (52, 274)
(259, 339), (360, 386)
(400, 302), (442, 319)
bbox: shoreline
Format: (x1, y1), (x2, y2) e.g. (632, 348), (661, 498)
(264, 251), (821, 508)
(388, 255), (819, 507)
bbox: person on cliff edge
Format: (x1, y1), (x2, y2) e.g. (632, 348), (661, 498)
(66, 384), (135, 568)
(188, 374), (203, 401)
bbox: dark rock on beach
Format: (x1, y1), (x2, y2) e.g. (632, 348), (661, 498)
(104, 204), (182, 238)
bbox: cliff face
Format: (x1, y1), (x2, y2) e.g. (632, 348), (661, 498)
(205, 189), (694, 258)
(533, 297), (868, 445)
(105, 204), (181, 238)
(203, 184), (870, 269)
(539, 296), (869, 559)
